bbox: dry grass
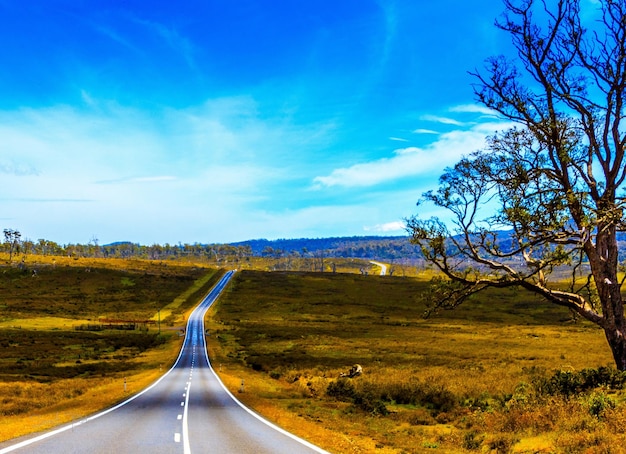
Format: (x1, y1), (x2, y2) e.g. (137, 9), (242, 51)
(0, 256), (222, 442)
(0, 333), (184, 441)
(207, 270), (624, 453)
(3, 253), (626, 452)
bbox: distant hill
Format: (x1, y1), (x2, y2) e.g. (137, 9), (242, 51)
(230, 236), (423, 260)
(229, 230), (626, 263)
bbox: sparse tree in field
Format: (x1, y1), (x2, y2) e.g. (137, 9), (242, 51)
(3, 229), (21, 263)
(89, 235), (100, 258)
(407, 0), (626, 369)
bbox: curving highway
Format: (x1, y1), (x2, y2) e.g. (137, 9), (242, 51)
(0, 270), (327, 454)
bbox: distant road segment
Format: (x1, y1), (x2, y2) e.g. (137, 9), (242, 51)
(0, 270), (326, 454)
(369, 261), (387, 276)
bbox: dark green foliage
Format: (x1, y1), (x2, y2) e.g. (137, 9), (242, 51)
(586, 392), (616, 418)
(0, 263), (220, 384)
(0, 264), (208, 319)
(379, 380), (457, 412)
(109, 332), (168, 352)
(326, 378), (456, 417)
(326, 378), (357, 401)
(326, 379), (388, 415)
(535, 367), (626, 398)
(0, 329), (171, 382)
(353, 385), (389, 416)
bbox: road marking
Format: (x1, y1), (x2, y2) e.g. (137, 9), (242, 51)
(182, 372), (192, 454)
(181, 401), (185, 406)
(175, 433), (181, 443)
(177, 414), (182, 420)
(0, 271), (237, 454)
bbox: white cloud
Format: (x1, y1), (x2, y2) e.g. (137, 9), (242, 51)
(312, 122), (503, 189)
(449, 104), (498, 115)
(420, 114), (465, 126)
(0, 98), (319, 244)
(393, 146), (420, 155)
(413, 128), (439, 135)
(363, 221), (406, 233)
(389, 136), (409, 142)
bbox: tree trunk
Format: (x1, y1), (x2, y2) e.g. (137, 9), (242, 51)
(605, 325), (626, 371)
(601, 277), (626, 371)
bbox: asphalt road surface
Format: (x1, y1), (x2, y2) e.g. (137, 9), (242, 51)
(0, 270), (327, 454)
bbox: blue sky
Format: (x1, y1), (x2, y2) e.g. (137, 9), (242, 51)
(0, 1), (597, 245)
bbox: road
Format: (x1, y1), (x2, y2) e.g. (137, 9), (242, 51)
(369, 261), (387, 276)
(0, 270), (326, 454)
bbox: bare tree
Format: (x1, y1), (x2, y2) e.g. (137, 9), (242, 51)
(3, 229), (21, 263)
(407, 0), (626, 369)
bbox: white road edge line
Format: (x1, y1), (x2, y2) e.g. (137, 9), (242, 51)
(0, 271), (327, 454)
(369, 260), (387, 276)
(195, 273), (329, 454)
(0, 272), (232, 454)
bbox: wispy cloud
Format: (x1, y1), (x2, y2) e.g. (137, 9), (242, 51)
(420, 114), (466, 126)
(135, 18), (196, 69)
(312, 122), (502, 189)
(0, 97), (339, 243)
(389, 137), (409, 142)
(449, 104), (497, 115)
(413, 128), (439, 135)
(93, 24), (142, 55)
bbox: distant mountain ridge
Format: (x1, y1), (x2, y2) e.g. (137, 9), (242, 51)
(56, 231), (626, 263)
(230, 235), (423, 260)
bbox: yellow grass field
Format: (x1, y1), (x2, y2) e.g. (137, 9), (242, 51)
(206, 270), (625, 453)
(0, 254), (222, 442)
(2, 254), (626, 453)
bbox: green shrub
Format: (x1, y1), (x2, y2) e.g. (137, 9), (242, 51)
(585, 391), (616, 418)
(378, 380), (457, 413)
(423, 384), (457, 413)
(326, 379), (388, 415)
(326, 378), (357, 401)
(580, 366), (626, 390)
(353, 388), (389, 416)
(533, 367), (626, 398)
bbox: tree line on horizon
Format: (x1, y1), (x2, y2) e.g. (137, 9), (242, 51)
(1, 229), (423, 263)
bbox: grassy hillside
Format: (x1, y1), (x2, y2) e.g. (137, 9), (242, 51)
(207, 270), (623, 453)
(0, 255), (222, 442)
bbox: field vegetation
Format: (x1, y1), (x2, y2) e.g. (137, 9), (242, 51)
(3, 251), (626, 452)
(207, 270), (626, 453)
(0, 253), (222, 442)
